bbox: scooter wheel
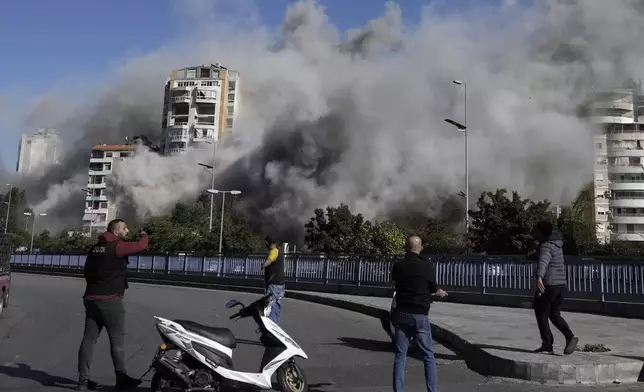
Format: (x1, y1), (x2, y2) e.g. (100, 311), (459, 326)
(277, 360), (308, 392)
(150, 371), (186, 392)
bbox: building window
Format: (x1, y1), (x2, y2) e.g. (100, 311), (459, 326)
(100, 202), (108, 209)
(596, 142), (602, 149)
(186, 69), (196, 78)
(228, 81), (236, 90)
(105, 152), (113, 158)
(595, 173), (604, 181)
(226, 118), (233, 128)
(200, 68), (210, 78)
(627, 224), (635, 233)
(104, 163), (112, 171)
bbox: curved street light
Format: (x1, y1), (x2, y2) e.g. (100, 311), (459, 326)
(207, 189), (242, 254)
(24, 212), (47, 253)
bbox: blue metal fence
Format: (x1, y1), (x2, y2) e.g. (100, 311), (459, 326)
(10, 253), (644, 303)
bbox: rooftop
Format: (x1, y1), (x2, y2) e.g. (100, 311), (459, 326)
(91, 144), (137, 151)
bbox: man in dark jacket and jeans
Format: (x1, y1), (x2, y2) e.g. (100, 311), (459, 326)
(391, 236), (447, 392)
(533, 220), (578, 355)
(77, 219), (149, 391)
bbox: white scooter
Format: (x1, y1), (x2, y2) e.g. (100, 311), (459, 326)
(145, 293), (308, 392)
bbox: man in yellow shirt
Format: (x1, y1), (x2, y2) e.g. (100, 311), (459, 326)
(261, 236), (285, 323)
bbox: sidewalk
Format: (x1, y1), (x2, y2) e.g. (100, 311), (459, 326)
(287, 291), (644, 385)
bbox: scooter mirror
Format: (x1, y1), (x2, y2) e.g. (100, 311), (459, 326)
(225, 299), (243, 309)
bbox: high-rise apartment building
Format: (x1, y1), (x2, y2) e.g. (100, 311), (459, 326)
(590, 84), (644, 242)
(16, 128), (61, 175)
(160, 63), (240, 155)
(82, 144), (136, 234)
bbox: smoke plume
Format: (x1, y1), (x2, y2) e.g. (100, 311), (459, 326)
(8, 0), (644, 238)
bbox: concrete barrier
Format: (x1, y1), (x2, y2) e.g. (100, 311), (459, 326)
(12, 265), (644, 320)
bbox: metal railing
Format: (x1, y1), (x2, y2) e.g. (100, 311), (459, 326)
(10, 253), (644, 303)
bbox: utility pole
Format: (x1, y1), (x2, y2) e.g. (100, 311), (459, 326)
(4, 184), (12, 234)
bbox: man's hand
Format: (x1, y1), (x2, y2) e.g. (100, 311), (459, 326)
(432, 289), (448, 298)
(536, 277), (545, 293)
(261, 262), (268, 269)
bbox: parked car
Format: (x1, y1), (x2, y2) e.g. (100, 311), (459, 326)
(0, 235), (11, 316)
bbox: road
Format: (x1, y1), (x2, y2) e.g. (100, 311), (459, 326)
(0, 273), (642, 391)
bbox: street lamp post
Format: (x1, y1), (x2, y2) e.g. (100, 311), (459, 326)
(445, 118), (468, 232)
(199, 139), (218, 232)
(24, 212), (47, 253)
(3, 184), (11, 234)
(451, 79), (468, 232)
(206, 189), (241, 254)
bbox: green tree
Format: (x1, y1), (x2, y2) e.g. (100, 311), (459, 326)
(555, 182), (600, 255)
(468, 189), (551, 254)
(304, 204), (374, 253)
(142, 194), (264, 254)
(371, 221), (406, 254)
(390, 214), (465, 254)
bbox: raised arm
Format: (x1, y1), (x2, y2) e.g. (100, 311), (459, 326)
(115, 233), (149, 257)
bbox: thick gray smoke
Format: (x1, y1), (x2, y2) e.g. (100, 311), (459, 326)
(9, 0), (644, 237)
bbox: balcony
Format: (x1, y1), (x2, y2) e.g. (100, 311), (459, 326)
(608, 165), (644, 173)
(165, 131), (189, 142)
(195, 90), (217, 103)
(171, 94), (191, 103)
(610, 215), (644, 224)
(610, 198), (644, 208)
(86, 195), (108, 202)
(609, 181), (644, 191)
(591, 101), (633, 111)
(84, 208), (109, 216)
(169, 118), (190, 128)
(590, 116), (634, 124)
(613, 232), (644, 242)
(86, 183), (106, 189)
(89, 157), (110, 163)
(165, 148), (187, 155)
(195, 116), (216, 127)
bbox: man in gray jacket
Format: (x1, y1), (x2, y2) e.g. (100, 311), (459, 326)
(533, 220), (578, 355)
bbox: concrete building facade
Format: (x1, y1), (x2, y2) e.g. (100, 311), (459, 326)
(160, 64), (240, 155)
(591, 85), (644, 242)
(16, 128), (61, 175)
(82, 144), (136, 234)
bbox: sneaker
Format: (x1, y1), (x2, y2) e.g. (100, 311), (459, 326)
(77, 379), (101, 391)
(564, 336), (579, 355)
(533, 345), (554, 354)
(115, 371), (142, 390)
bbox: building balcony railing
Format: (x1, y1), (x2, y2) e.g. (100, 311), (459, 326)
(171, 95), (191, 103)
(166, 134), (189, 142)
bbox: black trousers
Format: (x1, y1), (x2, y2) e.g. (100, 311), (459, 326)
(78, 297), (127, 381)
(533, 284), (574, 348)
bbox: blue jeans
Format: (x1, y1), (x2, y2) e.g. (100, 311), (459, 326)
(265, 284), (285, 324)
(393, 311), (438, 392)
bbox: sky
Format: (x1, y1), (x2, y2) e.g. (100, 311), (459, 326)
(0, 0), (516, 170)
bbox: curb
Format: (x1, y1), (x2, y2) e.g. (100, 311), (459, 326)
(285, 293), (643, 385)
(14, 270), (644, 384)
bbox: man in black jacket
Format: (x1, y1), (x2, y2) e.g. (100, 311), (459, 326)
(391, 236), (447, 392)
(76, 219), (149, 391)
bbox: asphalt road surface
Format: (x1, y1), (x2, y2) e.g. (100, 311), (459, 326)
(0, 273), (643, 392)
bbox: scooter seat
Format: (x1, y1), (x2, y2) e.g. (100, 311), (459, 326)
(174, 320), (237, 348)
